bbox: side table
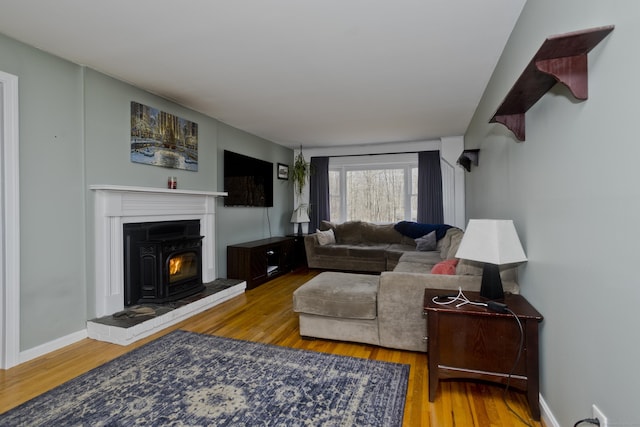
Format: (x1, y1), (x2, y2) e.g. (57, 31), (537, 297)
(423, 289), (543, 420)
(286, 233), (308, 269)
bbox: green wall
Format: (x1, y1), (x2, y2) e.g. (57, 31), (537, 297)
(465, 1), (639, 425)
(0, 33), (293, 351)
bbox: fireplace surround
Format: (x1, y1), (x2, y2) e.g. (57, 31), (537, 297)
(90, 185), (227, 317)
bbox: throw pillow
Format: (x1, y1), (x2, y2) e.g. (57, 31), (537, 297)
(315, 228), (336, 246)
(415, 231), (437, 251)
(431, 259), (459, 275)
(394, 221), (453, 240)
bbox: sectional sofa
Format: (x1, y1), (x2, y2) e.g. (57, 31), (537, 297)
(294, 221), (519, 352)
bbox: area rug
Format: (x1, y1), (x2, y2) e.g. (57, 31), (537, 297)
(1, 330), (409, 426)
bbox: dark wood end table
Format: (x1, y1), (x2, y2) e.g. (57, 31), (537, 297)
(424, 289), (543, 420)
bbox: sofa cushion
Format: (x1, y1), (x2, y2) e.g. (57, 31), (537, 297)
(360, 222), (404, 244)
(292, 272), (379, 320)
(446, 229), (465, 259)
(398, 250), (443, 266)
(344, 244), (388, 258)
(456, 259), (484, 276)
(314, 244), (350, 257)
(334, 221), (364, 244)
(393, 261), (434, 273)
(439, 227), (464, 259)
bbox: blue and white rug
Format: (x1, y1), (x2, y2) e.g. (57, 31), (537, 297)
(1, 330), (409, 426)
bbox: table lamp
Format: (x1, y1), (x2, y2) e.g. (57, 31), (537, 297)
(455, 219), (528, 300)
(291, 204), (310, 235)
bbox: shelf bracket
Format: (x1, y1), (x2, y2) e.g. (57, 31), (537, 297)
(491, 114), (525, 142)
(457, 149), (480, 172)
(489, 25), (614, 141)
(535, 55), (589, 100)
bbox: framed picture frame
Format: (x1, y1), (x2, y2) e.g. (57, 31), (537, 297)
(277, 163), (289, 180)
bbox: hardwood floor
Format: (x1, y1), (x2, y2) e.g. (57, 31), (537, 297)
(0, 269), (543, 426)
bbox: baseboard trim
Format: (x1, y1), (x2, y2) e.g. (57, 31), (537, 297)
(540, 393), (560, 427)
(19, 329), (88, 365)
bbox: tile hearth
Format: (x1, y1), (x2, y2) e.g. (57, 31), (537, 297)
(87, 279), (245, 346)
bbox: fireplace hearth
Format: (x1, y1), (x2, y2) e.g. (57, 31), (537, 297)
(124, 220), (205, 306)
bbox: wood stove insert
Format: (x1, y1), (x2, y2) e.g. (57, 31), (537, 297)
(124, 220), (205, 306)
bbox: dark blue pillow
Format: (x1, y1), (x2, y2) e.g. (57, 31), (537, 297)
(394, 221), (452, 240)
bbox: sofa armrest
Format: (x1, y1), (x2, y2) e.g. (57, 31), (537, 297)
(304, 234), (319, 258)
(377, 272), (519, 352)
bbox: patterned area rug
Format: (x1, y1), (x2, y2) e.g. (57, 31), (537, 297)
(1, 330), (409, 426)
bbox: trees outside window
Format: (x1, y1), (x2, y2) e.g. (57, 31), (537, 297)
(329, 154), (418, 223)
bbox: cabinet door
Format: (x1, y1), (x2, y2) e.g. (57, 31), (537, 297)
(250, 247), (267, 286)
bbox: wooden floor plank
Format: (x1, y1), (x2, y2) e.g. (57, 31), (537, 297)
(0, 269), (543, 426)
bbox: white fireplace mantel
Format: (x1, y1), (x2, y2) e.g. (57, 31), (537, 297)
(90, 185), (227, 317)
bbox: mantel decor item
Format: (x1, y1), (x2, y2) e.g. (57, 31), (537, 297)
(291, 146), (311, 197)
(130, 101), (198, 171)
(455, 219), (528, 300)
(277, 163), (289, 180)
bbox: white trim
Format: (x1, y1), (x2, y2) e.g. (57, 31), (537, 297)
(540, 393), (560, 427)
(90, 186), (227, 317)
(0, 70), (20, 369)
(18, 329), (87, 365)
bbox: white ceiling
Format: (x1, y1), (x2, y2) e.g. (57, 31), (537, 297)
(0, 0), (525, 148)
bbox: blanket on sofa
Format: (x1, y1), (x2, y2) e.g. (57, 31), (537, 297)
(394, 221), (452, 240)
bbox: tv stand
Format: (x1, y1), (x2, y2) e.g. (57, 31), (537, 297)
(227, 237), (294, 289)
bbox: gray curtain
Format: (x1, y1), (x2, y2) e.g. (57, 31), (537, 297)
(309, 157), (330, 232)
(417, 151), (444, 223)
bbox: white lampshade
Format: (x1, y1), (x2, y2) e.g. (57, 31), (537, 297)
(455, 219), (527, 265)
(290, 205), (310, 224)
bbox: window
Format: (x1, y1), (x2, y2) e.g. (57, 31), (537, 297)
(329, 154), (418, 223)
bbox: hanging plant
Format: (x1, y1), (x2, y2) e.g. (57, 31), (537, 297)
(290, 146), (310, 197)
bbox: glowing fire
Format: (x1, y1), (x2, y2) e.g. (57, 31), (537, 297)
(169, 257), (183, 276)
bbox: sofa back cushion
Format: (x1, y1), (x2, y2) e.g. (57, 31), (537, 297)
(439, 227), (464, 259)
(361, 222), (406, 244)
(334, 221), (363, 243)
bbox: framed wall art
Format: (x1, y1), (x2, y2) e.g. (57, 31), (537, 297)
(130, 101), (198, 171)
(277, 163), (289, 180)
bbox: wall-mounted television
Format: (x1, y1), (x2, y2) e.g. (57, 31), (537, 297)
(223, 150), (274, 207)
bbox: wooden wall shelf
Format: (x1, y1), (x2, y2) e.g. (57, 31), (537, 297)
(490, 25), (614, 141)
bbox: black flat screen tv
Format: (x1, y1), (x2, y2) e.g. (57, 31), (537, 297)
(223, 150), (274, 207)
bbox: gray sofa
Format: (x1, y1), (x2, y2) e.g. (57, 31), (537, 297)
(294, 225), (519, 352)
(304, 220), (419, 272)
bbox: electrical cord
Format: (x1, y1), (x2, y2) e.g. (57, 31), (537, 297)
(265, 206), (272, 237)
(431, 288), (534, 426)
(574, 418), (600, 426)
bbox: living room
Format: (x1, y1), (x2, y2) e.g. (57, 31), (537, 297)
(1, 1), (639, 426)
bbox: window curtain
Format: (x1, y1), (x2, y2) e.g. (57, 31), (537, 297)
(417, 151), (444, 224)
(309, 156), (330, 232)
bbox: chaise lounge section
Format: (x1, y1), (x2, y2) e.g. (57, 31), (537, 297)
(294, 223), (520, 352)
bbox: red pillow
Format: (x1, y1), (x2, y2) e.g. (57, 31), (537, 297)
(431, 259), (459, 275)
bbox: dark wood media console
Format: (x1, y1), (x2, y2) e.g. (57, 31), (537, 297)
(227, 237), (295, 289)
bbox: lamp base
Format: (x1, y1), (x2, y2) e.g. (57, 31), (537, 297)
(297, 223), (303, 235)
(480, 263), (504, 300)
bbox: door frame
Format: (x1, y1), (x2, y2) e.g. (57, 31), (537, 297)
(1, 70), (20, 369)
